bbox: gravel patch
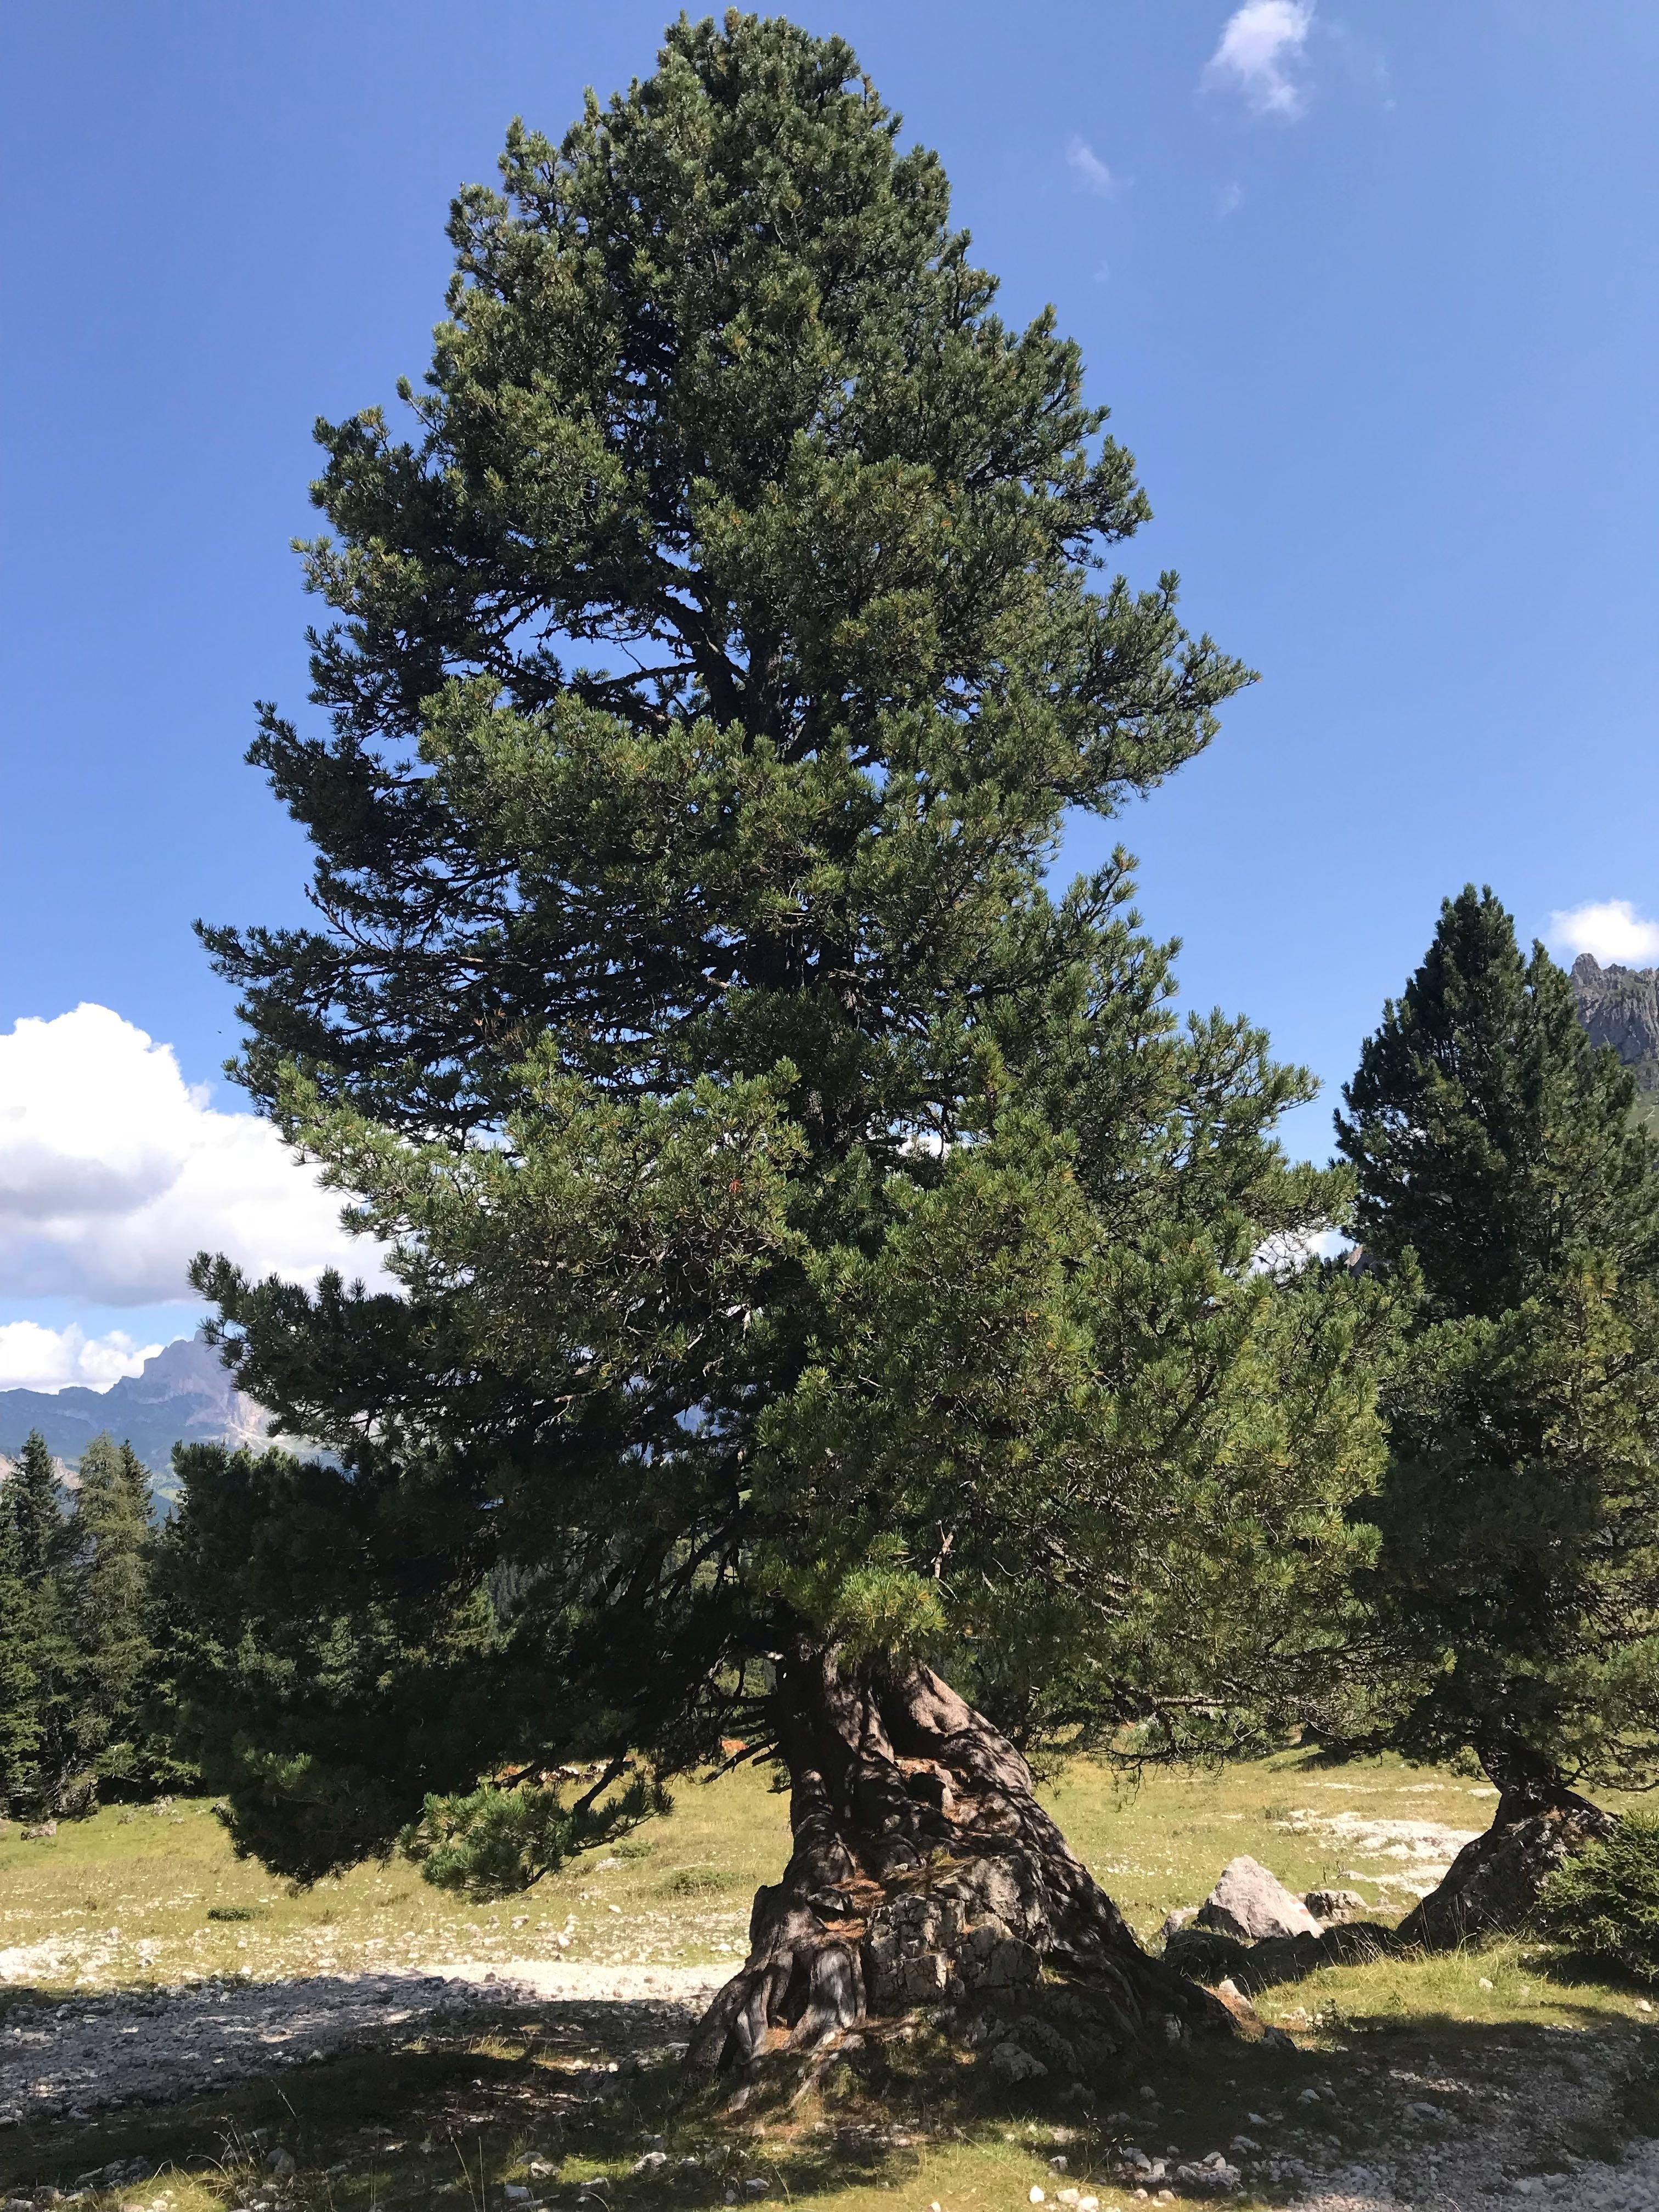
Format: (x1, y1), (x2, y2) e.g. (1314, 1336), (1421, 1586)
(1274, 1812), (1483, 1904)
(1259, 2025), (1659, 2210)
(0, 1957), (725, 2125)
(1283, 2142), (1659, 2209)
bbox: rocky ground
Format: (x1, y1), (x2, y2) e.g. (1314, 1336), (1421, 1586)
(1167, 2031), (1659, 2208)
(0, 1959), (723, 2125)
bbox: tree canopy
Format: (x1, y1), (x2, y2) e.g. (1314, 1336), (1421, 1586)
(0, 1472), (40, 1814)
(170, 11), (1386, 1894)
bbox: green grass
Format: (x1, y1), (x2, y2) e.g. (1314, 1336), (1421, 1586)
(0, 1771), (791, 1993)
(0, 1746), (1509, 1994)
(4, 1752), (1657, 2209)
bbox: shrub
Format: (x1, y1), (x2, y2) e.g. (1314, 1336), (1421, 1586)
(1537, 1814), (1659, 1983)
(402, 1773), (664, 1901)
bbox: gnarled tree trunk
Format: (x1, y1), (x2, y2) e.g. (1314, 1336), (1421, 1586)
(687, 1647), (1239, 2076)
(1397, 1757), (1617, 1950)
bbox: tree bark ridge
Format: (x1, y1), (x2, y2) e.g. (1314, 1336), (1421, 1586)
(687, 1648), (1235, 2074)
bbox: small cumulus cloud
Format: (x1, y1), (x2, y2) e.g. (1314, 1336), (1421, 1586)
(1205, 0), (1316, 117)
(0, 1321), (168, 1396)
(0, 1004), (383, 1306)
(1548, 899), (1659, 967)
(1065, 137), (1120, 198)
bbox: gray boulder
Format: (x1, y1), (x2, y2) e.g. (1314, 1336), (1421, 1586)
(987, 2039), (1047, 2084)
(1304, 1887), (1368, 1923)
(1195, 1856), (1322, 1942)
(1163, 1924), (1251, 1980)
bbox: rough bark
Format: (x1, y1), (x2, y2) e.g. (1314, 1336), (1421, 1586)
(1397, 1774), (1617, 1950)
(686, 1647), (1240, 2075)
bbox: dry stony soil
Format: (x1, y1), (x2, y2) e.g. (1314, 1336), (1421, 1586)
(1, 1753), (1656, 2212)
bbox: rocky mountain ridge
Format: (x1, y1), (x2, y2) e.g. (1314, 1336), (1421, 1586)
(1570, 952), (1659, 1093)
(0, 1332), (276, 1486)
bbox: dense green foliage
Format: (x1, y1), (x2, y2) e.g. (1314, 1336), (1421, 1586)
(1538, 1814), (1659, 1982)
(0, 1429), (175, 1815)
(403, 1770), (664, 1900)
(170, 12), (1390, 1887)
(1339, 887), (1659, 1796)
(10, 1426), (67, 1588)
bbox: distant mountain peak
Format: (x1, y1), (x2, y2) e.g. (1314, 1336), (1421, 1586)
(0, 1330), (279, 1488)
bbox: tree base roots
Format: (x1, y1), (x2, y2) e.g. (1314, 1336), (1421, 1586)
(1397, 1782), (1617, 1950)
(687, 1652), (1251, 2075)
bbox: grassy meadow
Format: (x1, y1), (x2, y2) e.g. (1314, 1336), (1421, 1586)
(2, 1752), (1656, 2210)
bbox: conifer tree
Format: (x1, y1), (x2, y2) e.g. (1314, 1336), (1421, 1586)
(67, 1436), (157, 1793)
(11, 1428), (66, 1585)
(1338, 888), (1659, 1935)
(1339, 884), (1659, 1321)
(168, 13), (1390, 2067)
(0, 1479), (40, 1813)
(8, 1430), (69, 1802)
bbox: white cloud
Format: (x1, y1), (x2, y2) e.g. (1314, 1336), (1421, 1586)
(1065, 138), (1120, 198)
(1548, 899), (1659, 967)
(0, 1004), (380, 1305)
(1205, 0), (1316, 117)
(0, 1321), (168, 1395)
(1217, 180), (1245, 217)
(1253, 1224), (1350, 1277)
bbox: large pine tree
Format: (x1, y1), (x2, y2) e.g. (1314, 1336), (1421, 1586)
(168, 13), (1388, 2068)
(1338, 887), (1659, 1936)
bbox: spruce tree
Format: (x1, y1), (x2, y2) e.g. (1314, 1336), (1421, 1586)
(168, 13), (1389, 2067)
(1339, 884), (1659, 1321)
(11, 1428), (66, 1585)
(0, 1476), (40, 1813)
(66, 1436), (157, 1794)
(8, 1430), (70, 1804)
(1338, 888), (1659, 1932)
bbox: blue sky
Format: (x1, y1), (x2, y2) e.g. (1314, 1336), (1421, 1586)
(3, 1), (1658, 1387)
